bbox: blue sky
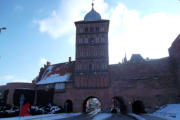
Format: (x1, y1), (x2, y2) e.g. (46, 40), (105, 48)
(0, 0), (180, 85)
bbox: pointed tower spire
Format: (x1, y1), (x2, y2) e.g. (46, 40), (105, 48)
(124, 52), (128, 63)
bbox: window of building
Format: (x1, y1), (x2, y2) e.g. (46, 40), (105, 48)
(95, 38), (98, 43)
(89, 64), (93, 71)
(90, 27), (94, 32)
(79, 38), (82, 43)
(85, 38), (88, 43)
(85, 27), (88, 32)
(85, 49), (88, 56)
(80, 48), (82, 57)
(89, 38), (95, 45)
(99, 37), (101, 43)
(79, 63), (81, 70)
(101, 37), (103, 43)
(100, 27), (104, 32)
(81, 38), (84, 44)
(96, 27), (99, 32)
(95, 48), (97, 56)
(79, 28), (83, 33)
(55, 83), (65, 90)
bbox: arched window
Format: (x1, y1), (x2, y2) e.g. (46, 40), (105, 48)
(83, 96), (101, 113)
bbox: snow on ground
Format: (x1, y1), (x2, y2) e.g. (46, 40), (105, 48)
(93, 113), (112, 120)
(0, 113), (81, 120)
(128, 113), (145, 120)
(37, 73), (71, 85)
(89, 108), (101, 117)
(149, 104), (180, 120)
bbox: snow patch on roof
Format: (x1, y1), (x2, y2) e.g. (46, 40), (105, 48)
(41, 66), (54, 80)
(37, 73), (71, 85)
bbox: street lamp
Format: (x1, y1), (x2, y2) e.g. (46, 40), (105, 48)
(0, 27), (7, 33)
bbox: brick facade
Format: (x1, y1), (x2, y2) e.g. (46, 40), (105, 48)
(74, 20), (109, 88)
(1, 8), (180, 114)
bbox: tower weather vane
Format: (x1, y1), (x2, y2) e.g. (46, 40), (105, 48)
(92, 0), (95, 8)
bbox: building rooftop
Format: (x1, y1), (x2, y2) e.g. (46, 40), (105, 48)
(84, 3), (101, 21)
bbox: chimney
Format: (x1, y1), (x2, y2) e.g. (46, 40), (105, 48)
(69, 57), (71, 63)
(47, 61), (51, 66)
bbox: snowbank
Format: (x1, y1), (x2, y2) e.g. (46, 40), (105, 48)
(37, 73), (71, 85)
(149, 104), (180, 120)
(0, 113), (81, 120)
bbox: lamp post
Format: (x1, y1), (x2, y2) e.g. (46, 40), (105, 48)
(0, 27), (7, 33)
(0, 27), (6, 60)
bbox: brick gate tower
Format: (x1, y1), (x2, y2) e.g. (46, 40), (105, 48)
(74, 3), (110, 88)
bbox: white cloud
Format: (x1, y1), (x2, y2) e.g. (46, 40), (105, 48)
(39, 57), (48, 67)
(0, 75), (30, 85)
(36, 0), (108, 39)
(108, 3), (180, 63)
(36, 1), (180, 64)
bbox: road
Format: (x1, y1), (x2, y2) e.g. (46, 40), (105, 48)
(60, 113), (136, 120)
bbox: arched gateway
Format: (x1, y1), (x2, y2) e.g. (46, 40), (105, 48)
(112, 96), (127, 114)
(83, 96), (101, 113)
(132, 100), (146, 114)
